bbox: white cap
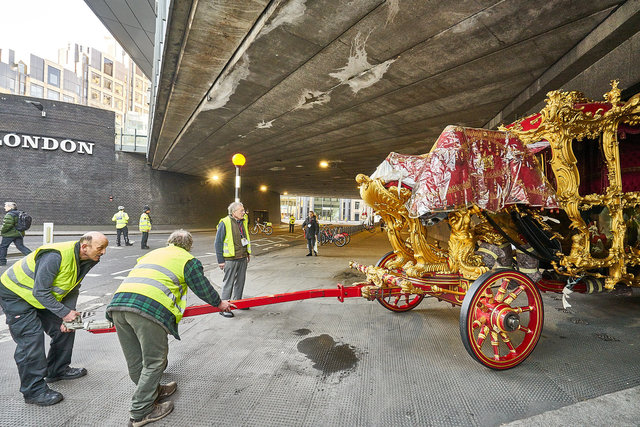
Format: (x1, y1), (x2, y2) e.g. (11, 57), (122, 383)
(118, 206), (124, 210)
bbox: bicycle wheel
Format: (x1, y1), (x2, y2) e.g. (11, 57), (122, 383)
(334, 235), (347, 247)
(264, 226), (273, 235)
(249, 225), (259, 235)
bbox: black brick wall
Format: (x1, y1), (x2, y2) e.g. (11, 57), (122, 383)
(0, 94), (280, 227)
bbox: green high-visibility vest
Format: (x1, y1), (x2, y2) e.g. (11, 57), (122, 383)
(218, 216), (251, 258)
(113, 245), (194, 323)
(0, 241), (80, 309)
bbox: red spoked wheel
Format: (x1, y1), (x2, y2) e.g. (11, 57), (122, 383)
(375, 251), (424, 312)
(459, 269), (543, 370)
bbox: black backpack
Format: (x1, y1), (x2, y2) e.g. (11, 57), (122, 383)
(14, 210), (32, 232)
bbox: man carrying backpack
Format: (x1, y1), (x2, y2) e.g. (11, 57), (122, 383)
(0, 202), (32, 266)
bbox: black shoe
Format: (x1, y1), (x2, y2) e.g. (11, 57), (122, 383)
(219, 311), (234, 318)
(314, 251), (317, 256)
(24, 389), (64, 406)
(306, 253), (312, 256)
(116, 244), (121, 247)
(125, 242), (134, 246)
(46, 367), (87, 383)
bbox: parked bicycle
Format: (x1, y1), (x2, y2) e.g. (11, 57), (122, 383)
(362, 222), (376, 233)
(250, 221), (273, 235)
(319, 225), (348, 246)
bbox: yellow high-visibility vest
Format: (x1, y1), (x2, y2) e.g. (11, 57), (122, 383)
(218, 216), (251, 258)
(112, 211), (129, 229)
(139, 213), (151, 232)
(0, 241), (80, 308)
(113, 245), (194, 323)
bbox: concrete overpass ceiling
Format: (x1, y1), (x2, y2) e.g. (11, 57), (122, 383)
(83, 0), (155, 77)
(149, 0), (637, 198)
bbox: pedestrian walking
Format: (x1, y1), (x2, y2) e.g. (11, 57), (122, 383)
(289, 214), (295, 233)
(214, 202), (251, 318)
(112, 206), (133, 246)
(0, 202), (32, 266)
(139, 206), (152, 249)
(301, 211), (319, 256)
(0, 232), (109, 406)
(107, 229), (235, 426)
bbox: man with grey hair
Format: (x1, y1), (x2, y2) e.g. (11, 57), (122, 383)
(0, 202), (31, 266)
(107, 229), (234, 426)
(0, 231), (109, 406)
(214, 202), (251, 318)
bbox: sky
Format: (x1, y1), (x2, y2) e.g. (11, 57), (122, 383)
(0, 0), (113, 63)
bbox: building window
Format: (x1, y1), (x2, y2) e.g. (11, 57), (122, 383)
(103, 58), (113, 76)
(134, 78), (142, 91)
(102, 93), (112, 107)
(47, 66), (61, 87)
(114, 82), (123, 96)
(47, 89), (60, 100)
(104, 78), (113, 91)
(134, 92), (142, 104)
(115, 113), (122, 125)
(91, 72), (101, 86)
(114, 98), (123, 110)
(355, 201), (360, 209)
(134, 106), (142, 113)
(30, 83), (44, 98)
(90, 89), (100, 102)
(63, 94), (74, 102)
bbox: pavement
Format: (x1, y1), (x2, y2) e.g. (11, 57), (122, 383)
(1, 227), (640, 426)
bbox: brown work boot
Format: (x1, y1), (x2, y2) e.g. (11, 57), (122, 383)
(128, 401), (174, 427)
(156, 381), (177, 401)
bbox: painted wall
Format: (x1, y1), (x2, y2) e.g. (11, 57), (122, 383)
(0, 94), (280, 227)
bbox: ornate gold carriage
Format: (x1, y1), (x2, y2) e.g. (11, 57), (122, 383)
(352, 81), (640, 369)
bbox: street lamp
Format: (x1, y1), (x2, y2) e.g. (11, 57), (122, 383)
(232, 153), (246, 202)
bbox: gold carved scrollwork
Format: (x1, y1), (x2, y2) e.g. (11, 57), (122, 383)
(505, 81), (640, 288)
(447, 206), (488, 280)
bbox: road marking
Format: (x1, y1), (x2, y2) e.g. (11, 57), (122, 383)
(86, 273), (101, 277)
(0, 315), (7, 332)
(113, 276), (127, 280)
(111, 268), (133, 275)
(77, 295), (100, 304)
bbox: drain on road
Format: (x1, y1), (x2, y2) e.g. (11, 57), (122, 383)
(293, 328), (311, 336)
(297, 334), (358, 375)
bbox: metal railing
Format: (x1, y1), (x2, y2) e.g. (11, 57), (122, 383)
(115, 128), (147, 153)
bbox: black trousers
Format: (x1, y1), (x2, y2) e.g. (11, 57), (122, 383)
(0, 289), (75, 398)
(306, 236), (316, 254)
(141, 231), (149, 248)
(289, 224), (294, 232)
(116, 226), (130, 245)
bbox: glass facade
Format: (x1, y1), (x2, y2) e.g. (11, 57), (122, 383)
(30, 83), (43, 97)
(47, 65), (60, 87)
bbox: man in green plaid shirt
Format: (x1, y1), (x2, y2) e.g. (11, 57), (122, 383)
(107, 230), (234, 427)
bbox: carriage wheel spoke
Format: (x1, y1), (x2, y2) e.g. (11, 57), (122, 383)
(490, 331), (500, 360)
(499, 332), (517, 354)
(503, 284), (525, 304)
(494, 278), (510, 303)
(476, 325), (490, 347)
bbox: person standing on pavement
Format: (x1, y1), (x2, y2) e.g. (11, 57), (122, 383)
(112, 206), (133, 247)
(0, 202), (32, 266)
(214, 202), (251, 318)
(302, 211), (319, 256)
(289, 214), (296, 233)
(107, 229), (235, 426)
(139, 206), (152, 249)
(0, 232), (109, 406)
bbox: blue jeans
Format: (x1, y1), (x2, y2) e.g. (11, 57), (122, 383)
(0, 236), (31, 264)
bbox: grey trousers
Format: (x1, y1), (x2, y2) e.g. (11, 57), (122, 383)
(111, 311), (168, 420)
(221, 257), (248, 300)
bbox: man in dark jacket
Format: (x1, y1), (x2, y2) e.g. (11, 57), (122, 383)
(301, 211), (319, 256)
(0, 232), (108, 406)
(0, 202), (31, 266)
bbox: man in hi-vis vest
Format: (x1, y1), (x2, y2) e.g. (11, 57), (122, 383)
(107, 229), (234, 426)
(0, 232), (109, 406)
(214, 202), (251, 318)
(112, 206), (133, 246)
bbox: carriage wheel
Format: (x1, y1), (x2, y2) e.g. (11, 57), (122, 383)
(459, 269), (543, 370)
(375, 251), (424, 312)
(264, 226), (273, 235)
